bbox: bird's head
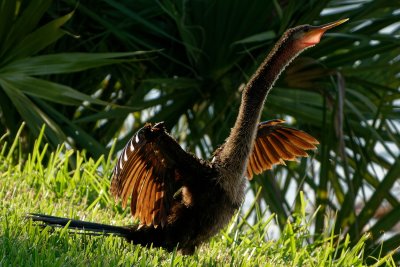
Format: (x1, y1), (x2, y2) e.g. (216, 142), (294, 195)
(287, 18), (349, 49)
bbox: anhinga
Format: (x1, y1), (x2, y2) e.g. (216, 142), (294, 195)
(28, 19), (348, 255)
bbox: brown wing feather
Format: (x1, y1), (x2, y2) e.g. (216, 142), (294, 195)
(129, 165), (149, 212)
(256, 142), (272, 168)
(111, 122), (184, 228)
(122, 161), (146, 208)
(246, 119), (319, 180)
(276, 128), (318, 150)
(262, 138), (283, 164)
(252, 143), (265, 174)
(273, 131), (309, 157)
(250, 154), (259, 176)
(145, 172), (156, 226)
(268, 135), (296, 160)
(256, 142), (272, 169)
(137, 166), (153, 225)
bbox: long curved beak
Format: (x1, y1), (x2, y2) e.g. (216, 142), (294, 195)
(301, 18), (349, 47)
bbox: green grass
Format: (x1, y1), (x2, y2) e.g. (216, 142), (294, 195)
(0, 125), (397, 266)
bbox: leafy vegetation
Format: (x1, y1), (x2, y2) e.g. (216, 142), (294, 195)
(0, 0), (149, 157)
(0, 127), (397, 266)
(0, 0), (399, 262)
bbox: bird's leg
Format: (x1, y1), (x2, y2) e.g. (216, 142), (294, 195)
(180, 245), (196, 255)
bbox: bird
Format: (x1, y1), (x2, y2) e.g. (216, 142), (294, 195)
(28, 18), (348, 255)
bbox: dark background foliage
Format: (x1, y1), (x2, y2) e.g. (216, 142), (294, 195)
(0, 0), (399, 261)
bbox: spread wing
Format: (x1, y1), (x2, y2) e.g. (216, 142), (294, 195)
(246, 119), (319, 179)
(110, 122), (188, 228)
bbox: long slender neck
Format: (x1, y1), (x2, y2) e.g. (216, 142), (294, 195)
(216, 35), (303, 176)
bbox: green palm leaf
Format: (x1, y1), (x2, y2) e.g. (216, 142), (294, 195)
(0, 0), (149, 156)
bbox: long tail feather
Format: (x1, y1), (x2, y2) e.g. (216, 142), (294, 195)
(26, 213), (132, 237)
(26, 213), (168, 249)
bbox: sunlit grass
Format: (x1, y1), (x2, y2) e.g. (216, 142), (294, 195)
(0, 125), (397, 266)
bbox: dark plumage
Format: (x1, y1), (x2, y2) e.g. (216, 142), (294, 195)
(27, 19), (347, 255)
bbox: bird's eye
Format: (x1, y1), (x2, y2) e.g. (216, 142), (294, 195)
(304, 27), (310, 33)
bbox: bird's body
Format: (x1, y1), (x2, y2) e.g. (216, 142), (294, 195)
(28, 19), (348, 255)
(111, 122), (242, 254)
